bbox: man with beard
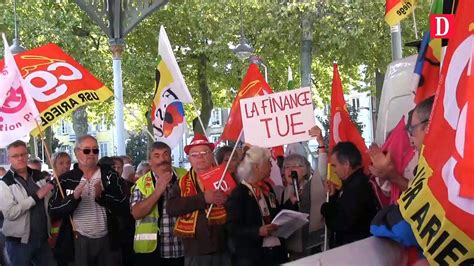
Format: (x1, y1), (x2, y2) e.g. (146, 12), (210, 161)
(130, 142), (187, 266)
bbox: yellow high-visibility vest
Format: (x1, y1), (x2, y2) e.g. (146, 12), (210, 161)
(133, 168), (186, 253)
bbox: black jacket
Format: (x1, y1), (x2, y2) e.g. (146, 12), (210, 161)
(49, 163), (128, 261)
(225, 182), (288, 265)
(320, 168), (379, 247)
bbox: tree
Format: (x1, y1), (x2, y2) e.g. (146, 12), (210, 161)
(126, 132), (149, 167)
(0, 0), (433, 137)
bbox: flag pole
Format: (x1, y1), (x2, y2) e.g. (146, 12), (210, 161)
(206, 129), (243, 218)
(411, 8), (419, 39)
(323, 191), (329, 251)
(33, 121), (78, 237)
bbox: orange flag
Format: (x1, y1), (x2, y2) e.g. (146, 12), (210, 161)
(398, 0), (474, 262)
(385, 0), (417, 27)
(219, 63), (272, 142)
(328, 64), (370, 186)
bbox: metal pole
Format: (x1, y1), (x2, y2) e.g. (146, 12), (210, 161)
(261, 63), (268, 83)
(110, 39), (126, 155)
(250, 56), (268, 82)
(33, 136), (38, 158)
(390, 23), (403, 61)
(411, 9), (419, 40)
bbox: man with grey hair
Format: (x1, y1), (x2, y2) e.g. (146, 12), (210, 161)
(369, 96), (435, 192)
(49, 135), (128, 266)
(136, 161), (151, 179)
(0, 140), (55, 266)
(131, 142), (186, 265)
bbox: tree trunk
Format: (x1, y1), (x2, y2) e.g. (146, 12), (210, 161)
(72, 106), (89, 141)
(192, 53), (213, 135)
(146, 111), (154, 149)
(300, 1), (313, 88)
(43, 127), (53, 167)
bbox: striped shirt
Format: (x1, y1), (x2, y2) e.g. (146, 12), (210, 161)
(73, 169), (108, 238)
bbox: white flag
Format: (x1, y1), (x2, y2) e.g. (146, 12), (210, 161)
(151, 26), (193, 149)
(0, 34), (40, 147)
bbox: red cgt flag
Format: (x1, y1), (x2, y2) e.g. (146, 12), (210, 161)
(328, 64), (370, 186)
(0, 43), (113, 136)
(398, 0), (474, 262)
(219, 64), (272, 142)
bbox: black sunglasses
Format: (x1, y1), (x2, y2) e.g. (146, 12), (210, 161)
(79, 148), (100, 155)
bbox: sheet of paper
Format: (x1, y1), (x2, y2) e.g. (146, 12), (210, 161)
(271, 209), (309, 239)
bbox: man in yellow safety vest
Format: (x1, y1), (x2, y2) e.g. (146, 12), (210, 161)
(130, 142), (186, 266)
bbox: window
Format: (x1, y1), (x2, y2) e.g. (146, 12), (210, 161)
(351, 98), (360, 110)
(209, 109), (222, 128)
(59, 120), (69, 135)
(99, 142), (108, 157)
(209, 134), (220, 143)
(0, 148), (7, 165)
(61, 145), (72, 154)
(98, 117), (108, 131)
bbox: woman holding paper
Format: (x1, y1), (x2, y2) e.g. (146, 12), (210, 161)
(282, 126), (327, 259)
(225, 146), (288, 266)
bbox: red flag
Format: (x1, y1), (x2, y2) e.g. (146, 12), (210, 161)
(219, 64), (272, 142)
(0, 43), (113, 136)
(398, 0), (474, 262)
(198, 165), (237, 195)
(328, 64), (370, 186)
(381, 117), (415, 204)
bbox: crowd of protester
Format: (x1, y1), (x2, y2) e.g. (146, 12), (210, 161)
(0, 96), (434, 266)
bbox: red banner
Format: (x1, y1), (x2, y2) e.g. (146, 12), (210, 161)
(0, 43), (113, 135)
(219, 64), (272, 142)
(398, 0), (474, 263)
(198, 165), (237, 195)
(328, 64), (369, 186)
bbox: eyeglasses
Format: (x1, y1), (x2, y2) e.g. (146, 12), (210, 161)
(188, 151), (213, 158)
(9, 152), (28, 159)
(406, 119), (429, 136)
(284, 164), (305, 169)
(78, 148), (100, 155)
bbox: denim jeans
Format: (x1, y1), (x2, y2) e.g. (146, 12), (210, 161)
(5, 239), (55, 266)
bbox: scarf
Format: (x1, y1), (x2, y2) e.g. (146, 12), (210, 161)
(174, 170), (226, 238)
(242, 179), (281, 247)
(252, 178), (275, 200)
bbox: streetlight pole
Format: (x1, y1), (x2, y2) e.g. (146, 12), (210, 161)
(390, 23), (403, 61)
(250, 55), (268, 82)
(75, 0), (168, 155)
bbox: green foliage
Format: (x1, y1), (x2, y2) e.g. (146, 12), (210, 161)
(126, 132), (148, 167)
(0, 0), (433, 131)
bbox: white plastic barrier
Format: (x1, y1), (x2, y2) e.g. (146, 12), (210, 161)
(285, 237), (407, 266)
